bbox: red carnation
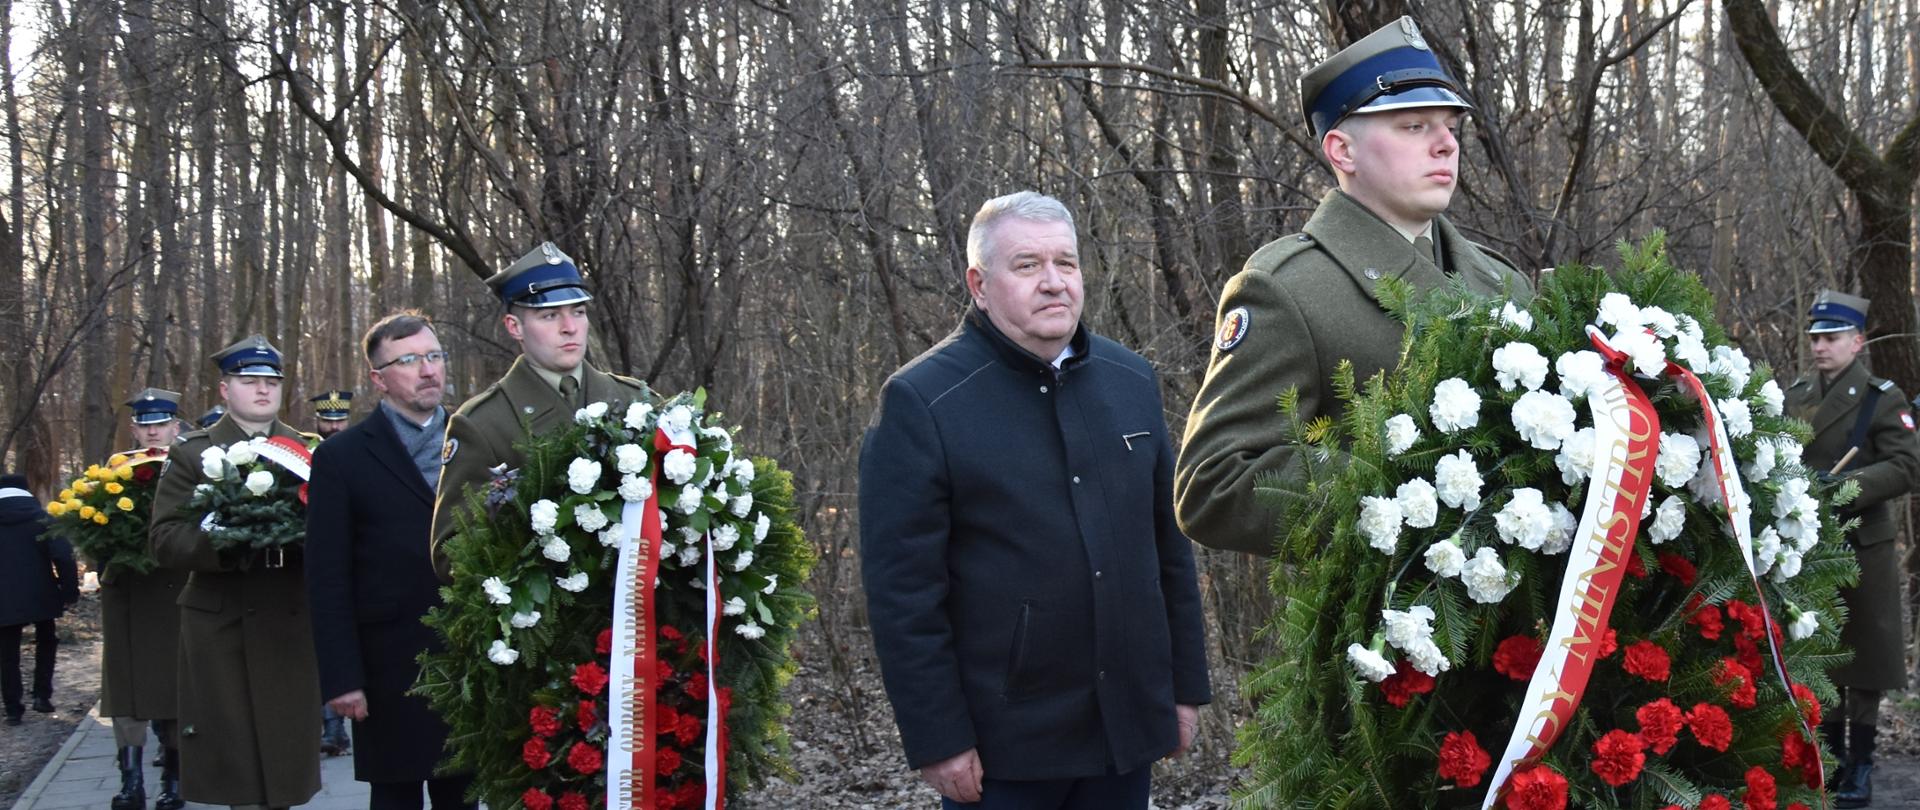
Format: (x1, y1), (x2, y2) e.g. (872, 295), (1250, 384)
(1436, 730), (1492, 788)
(1502, 763), (1568, 810)
(684, 673), (708, 698)
(521, 737), (551, 769)
(1687, 703), (1733, 751)
(657, 704), (681, 734)
(577, 699), (597, 732)
(529, 706), (560, 738)
(675, 710), (703, 746)
(660, 625), (684, 643)
(522, 788), (554, 810)
(657, 745), (683, 774)
(1589, 730), (1646, 787)
(1624, 552), (1647, 579)
(1700, 797), (1731, 810)
(572, 661), (610, 696)
(557, 793), (587, 810)
(1726, 599), (1766, 641)
(1635, 698), (1684, 755)
(1494, 635), (1545, 682)
(1743, 765), (1777, 810)
(566, 742), (604, 775)
(1622, 641), (1671, 683)
(1714, 658), (1758, 709)
(657, 658), (677, 683)
(1690, 604), (1725, 641)
(1780, 731), (1822, 787)
(1597, 629), (1619, 659)
(1790, 683), (1822, 727)
(596, 627), (613, 655)
(1733, 634), (1765, 682)
(1658, 553), (1697, 586)
(1380, 662), (1436, 708)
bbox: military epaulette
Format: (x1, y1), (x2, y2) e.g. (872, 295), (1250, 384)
(1875, 378), (1896, 392)
(297, 431), (322, 443)
(610, 372), (648, 390)
(174, 429), (210, 444)
(454, 381), (507, 416)
(1244, 233), (1319, 276)
(1470, 240), (1524, 283)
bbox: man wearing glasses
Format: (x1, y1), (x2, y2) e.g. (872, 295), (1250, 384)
(428, 242), (654, 581)
(305, 311), (476, 809)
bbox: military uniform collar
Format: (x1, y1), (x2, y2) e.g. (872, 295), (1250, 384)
(1304, 190), (1506, 303)
(529, 361), (584, 398)
(964, 307), (1092, 375)
(207, 414), (303, 445)
(1809, 358), (1871, 437)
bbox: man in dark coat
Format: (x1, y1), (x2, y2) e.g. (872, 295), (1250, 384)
(1785, 290), (1920, 807)
(860, 192), (1212, 809)
(150, 336), (322, 810)
(1, 472), (79, 725)
(306, 311), (474, 810)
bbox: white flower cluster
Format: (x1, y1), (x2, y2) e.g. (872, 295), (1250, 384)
(1381, 605), (1449, 675)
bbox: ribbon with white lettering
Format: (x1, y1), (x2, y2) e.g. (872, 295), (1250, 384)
(1482, 328), (1661, 806)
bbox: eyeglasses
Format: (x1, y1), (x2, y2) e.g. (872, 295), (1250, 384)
(375, 350), (453, 370)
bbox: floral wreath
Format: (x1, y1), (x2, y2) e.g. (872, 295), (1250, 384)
(1237, 237), (1848, 809)
(419, 390), (814, 810)
(185, 435), (316, 566)
(45, 448), (169, 575)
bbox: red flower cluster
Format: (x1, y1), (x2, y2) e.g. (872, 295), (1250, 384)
(1779, 730), (1822, 787)
(1732, 634), (1765, 681)
(1435, 731), (1491, 788)
(1725, 599), (1767, 641)
(1714, 658), (1758, 709)
(577, 700), (598, 733)
(1635, 698), (1684, 755)
(572, 662), (610, 696)
(1790, 683), (1822, 727)
(1622, 641), (1671, 683)
(1503, 764), (1568, 810)
(1690, 601), (1725, 641)
(529, 706), (561, 738)
(566, 741), (604, 775)
(1743, 765), (1776, 810)
(1686, 703), (1733, 751)
(1658, 552), (1697, 586)
(1381, 662), (1435, 707)
(1494, 635), (1544, 682)
(1589, 730), (1646, 787)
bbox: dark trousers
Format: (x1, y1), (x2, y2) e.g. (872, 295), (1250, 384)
(942, 767), (1150, 810)
(1, 620), (57, 714)
(368, 775), (476, 810)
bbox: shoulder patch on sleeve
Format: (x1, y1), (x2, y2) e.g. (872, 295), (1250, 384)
(1215, 307), (1251, 351)
(441, 437), (459, 465)
(1902, 412), (1914, 431)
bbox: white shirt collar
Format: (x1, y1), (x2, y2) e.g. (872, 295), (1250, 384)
(1051, 344), (1076, 369)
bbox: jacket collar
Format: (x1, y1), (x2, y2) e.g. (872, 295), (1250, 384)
(1812, 358), (1870, 437)
(1303, 190), (1510, 305)
(964, 307), (1092, 375)
(366, 400), (437, 504)
(208, 414), (304, 445)
(498, 355), (636, 430)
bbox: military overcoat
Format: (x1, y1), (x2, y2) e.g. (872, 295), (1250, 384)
(1175, 190), (1533, 555)
(97, 451), (187, 720)
(148, 415), (322, 808)
(430, 356), (655, 581)
(1786, 358), (1920, 690)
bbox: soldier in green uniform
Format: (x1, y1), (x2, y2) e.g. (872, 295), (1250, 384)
(101, 388), (189, 810)
(309, 390), (353, 440)
(429, 242), (654, 581)
(149, 336), (323, 810)
(1784, 290), (1920, 808)
(1175, 16), (1532, 556)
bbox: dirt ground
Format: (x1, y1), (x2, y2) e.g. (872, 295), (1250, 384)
(0, 596), (102, 808)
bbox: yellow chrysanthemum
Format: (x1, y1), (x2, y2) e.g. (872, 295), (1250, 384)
(92, 512), (109, 525)
(117, 497), (135, 511)
(108, 453), (128, 467)
(105, 482), (124, 495)
(46, 501), (66, 516)
(79, 505), (97, 520)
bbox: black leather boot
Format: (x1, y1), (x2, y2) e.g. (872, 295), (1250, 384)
(110, 746), (145, 810)
(321, 714), (350, 756)
(153, 746), (184, 810)
(1837, 723), (1876, 808)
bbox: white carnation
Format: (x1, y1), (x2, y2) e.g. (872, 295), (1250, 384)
(730, 493), (754, 517)
(662, 449), (697, 485)
(623, 401), (655, 430)
(657, 405), (694, 437)
(677, 484), (704, 514)
(1773, 438), (1804, 469)
(1597, 293), (1643, 330)
(598, 523), (627, 548)
(482, 576), (512, 605)
(510, 610), (542, 629)
(573, 401), (609, 424)
(566, 458), (602, 495)
(1647, 495), (1686, 544)
(618, 474), (653, 503)
(1541, 503), (1578, 555)
(1495, 301), (1534, 332)
(735, 621), (766, 640)
(724, 596), (747, 616)
(1424, 538), (1466, 577)
(711, 522), (741, 551)
(1788, 610), (1819, 641)
(487, 639), (520, 665)
(1677, 314), (1706, 344)
(1656, 433), (1702, 489)
(556, 571), (589, 593)
(731, 550), (755, 571)
(541, 536), (571, 563)
(1434, 450), (1483, 511)
(1758, 379), (1785, 418)
(1396, 479), (1439, 528)
(1673, 336), (1711, 371)
(729, 458), (757, 484)
(1753, 526), (1782, 575)
(754, 512), (771, 541)
(1555, 427), (1598, 485)
(243, 469), (275, 497)
(678, 543), (702, 567)
(529, 499), (560, 535)
(1492, 342), (1550, 392)
(1384, 414), (1421, 456)
(701, 425), (732, 452)
(573, 503), (609, 533)
(1381, 605), (1436, 653)
(613, 443), (647, 475)
(1610, 328), (1667, 377)
(1718, 398), (1753, 438)
(1494, 488), (1555, 550)
(763, 574), (779, 594)
(1743, 439), (1776, 483)
(1556, 351), (1609, 401)
(1461, 547), (1516, 604)
(1513, 390), (1578, 450)
(1710, 345), (1753, 393)
(1358, 496), (1404, 555)
(1346, 643), (1397, 682)
(1430, 378), (1482, 432)
(1638, 306), (1679, 338)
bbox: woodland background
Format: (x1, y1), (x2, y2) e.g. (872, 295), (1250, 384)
(1, 0), (1919, 796)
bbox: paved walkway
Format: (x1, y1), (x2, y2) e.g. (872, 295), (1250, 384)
(9, 704), (365, 810)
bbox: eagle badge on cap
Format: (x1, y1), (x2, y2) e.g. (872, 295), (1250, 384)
(542, 243), (563, 265)
(1401, 17), (1429, 50)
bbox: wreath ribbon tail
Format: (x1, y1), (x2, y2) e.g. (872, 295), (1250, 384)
(609, 434), (672, 810)
(703, 529), (727, 810)
(1482, 327), (1661, 807)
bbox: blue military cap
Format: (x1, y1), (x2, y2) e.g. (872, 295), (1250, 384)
(309, 390), (353, 422)
(1807, 289), (1868, 334)
(197, 405), (226, 429)
(485, 242), (594, 309)
(211, 335), (285, 378)
(1299, 16), (1473, 138)
(125, 388), (183, 425)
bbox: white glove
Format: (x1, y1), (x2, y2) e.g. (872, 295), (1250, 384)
(199, 512), (222, 532)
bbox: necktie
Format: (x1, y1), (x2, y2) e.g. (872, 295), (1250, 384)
(559, 375), (579, 406)
(1415, 235), (1439, 273)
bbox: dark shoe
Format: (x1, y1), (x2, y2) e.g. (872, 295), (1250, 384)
(30, 697), (54, 713)
(110, 746), (146, 810)
(320, 716), (350, 756)
(1837, 761), (1874, 808)
(3, 714), (20, 727)
(153, 747), (183, 810)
